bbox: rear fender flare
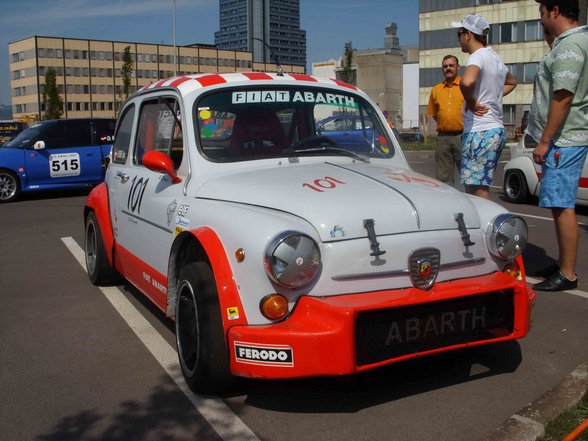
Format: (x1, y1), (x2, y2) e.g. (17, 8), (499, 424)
(84, 182), (114, 267)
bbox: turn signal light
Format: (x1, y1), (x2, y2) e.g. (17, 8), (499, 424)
(260, 294), (289, 320)
(503, 262), (522, 280)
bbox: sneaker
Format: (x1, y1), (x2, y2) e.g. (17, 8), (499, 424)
(531, 263), (559, 278)
(533, 271), (577, 292)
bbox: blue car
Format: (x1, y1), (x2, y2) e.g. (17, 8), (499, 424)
(317, 115), (375, 149)
(0, 118), (115, 202)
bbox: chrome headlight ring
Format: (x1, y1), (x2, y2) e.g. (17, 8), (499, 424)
(485, 214), (528, 260)
(264, 231), (321, 289)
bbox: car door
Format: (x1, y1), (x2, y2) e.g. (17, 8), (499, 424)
(110, 94), (187, 303)
(25, 120), (103, 186)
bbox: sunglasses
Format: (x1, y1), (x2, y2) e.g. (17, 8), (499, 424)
(457, 29), (469, 38)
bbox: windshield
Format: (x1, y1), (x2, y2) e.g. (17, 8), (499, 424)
(194, 86), (395, 162)
(1, 124), (44, 149)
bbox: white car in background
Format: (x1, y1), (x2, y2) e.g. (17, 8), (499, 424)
(503, 133), (588, 206)
(84, 72), (535, 394)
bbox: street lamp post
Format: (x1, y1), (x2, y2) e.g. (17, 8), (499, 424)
(173, 0), (177, 76)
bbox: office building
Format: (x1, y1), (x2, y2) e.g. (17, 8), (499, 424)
(215, 0), (306, 67)
(8, 35), (304, 121)
(419, 0), (587, 137)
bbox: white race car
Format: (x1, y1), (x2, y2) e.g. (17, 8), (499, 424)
(503, 133), (588, 206)
(84, 72), (535, 393)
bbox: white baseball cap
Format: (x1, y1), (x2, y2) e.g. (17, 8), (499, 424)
(451, 14), (490, 36)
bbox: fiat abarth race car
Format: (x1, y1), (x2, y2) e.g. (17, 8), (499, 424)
(84, 72), (535, 393)
(503, 133), (588, 206)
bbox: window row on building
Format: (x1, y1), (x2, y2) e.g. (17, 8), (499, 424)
(419, 0), (520, 13)
(420, 19), (545, 50)
(420, 60), (540, 87)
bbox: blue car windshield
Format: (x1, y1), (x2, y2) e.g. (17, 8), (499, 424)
(2, 125), (43, 149)
(195, 86), (395, 162)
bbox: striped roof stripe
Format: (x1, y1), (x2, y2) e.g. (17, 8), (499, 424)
(137, 73), (358, 95)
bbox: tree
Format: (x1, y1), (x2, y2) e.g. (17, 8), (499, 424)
(42, 67), (63, 120)
(341, 41), (356, 85)
(116, 46), (134, 113)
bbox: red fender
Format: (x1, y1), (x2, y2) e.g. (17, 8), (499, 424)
(85, 183), (115, 267)
(190, 227), (248, 328)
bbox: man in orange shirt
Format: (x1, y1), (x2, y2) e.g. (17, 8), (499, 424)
(427, 55), (464, 187)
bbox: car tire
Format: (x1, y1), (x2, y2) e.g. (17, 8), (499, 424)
(85, 211), (120, 285)
(176, 262), (232, 394)
(503, 170), (529, 203)
(0, 169), (20, 203)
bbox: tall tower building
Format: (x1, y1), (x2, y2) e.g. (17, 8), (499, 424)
(214, 0), (307, 67)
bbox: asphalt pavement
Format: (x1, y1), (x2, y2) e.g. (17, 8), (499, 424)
(0, 148), (586, 441)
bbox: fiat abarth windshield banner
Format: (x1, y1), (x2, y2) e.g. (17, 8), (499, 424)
(195, 87), (393, 162)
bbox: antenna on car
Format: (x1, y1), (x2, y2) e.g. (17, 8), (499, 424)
(252, 38), (283, 76)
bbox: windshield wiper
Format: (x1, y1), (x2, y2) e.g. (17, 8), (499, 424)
(290, 146), (369, 163)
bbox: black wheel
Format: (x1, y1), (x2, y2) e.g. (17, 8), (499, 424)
(503, 170), (529, 203)
(176, 262), (231, 394)
(0, 170), (20, 203)
(85, 211), (120, 285)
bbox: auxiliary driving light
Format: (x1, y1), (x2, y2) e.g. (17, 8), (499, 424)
(260, 294), (289, 321)
(503, 262), (523, 280)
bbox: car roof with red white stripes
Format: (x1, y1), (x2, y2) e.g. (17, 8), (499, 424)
(136, 72), (360, 98)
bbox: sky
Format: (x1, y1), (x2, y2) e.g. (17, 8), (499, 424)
(0, 0), (419, 107)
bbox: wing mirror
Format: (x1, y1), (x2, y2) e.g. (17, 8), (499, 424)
(142, 150), (182, 184)
(33, 140), (46, 150)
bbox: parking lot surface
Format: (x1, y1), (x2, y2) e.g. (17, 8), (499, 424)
(0, 148), (586, 441)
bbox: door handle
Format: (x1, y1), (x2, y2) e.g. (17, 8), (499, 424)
(115, 171), (130, 183)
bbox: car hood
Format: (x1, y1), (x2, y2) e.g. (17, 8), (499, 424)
(197, 162), (481, 242)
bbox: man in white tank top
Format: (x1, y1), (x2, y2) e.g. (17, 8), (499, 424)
(452, 14), (518, 199)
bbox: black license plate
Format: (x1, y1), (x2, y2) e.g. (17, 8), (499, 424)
(355, 290), (514, 366)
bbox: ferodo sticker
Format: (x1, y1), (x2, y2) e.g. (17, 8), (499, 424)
(231, 91), (357, 108)
(234, 342), (294, 367)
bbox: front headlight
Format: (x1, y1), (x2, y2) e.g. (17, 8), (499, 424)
(264, 231), (320, 288)
(485, 214), (527, 260)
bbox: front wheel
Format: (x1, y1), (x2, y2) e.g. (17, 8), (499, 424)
(176, 262), (231, 394)
(503, 170), (529, 203)
(0, 170), (20, 203)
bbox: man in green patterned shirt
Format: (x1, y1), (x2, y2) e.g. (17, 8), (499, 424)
(530, 0), (588, 291)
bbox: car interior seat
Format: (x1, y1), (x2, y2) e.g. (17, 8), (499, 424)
(229, 108), (288, 157)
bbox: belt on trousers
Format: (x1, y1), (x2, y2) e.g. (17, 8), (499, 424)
(437, 131), (462, 136)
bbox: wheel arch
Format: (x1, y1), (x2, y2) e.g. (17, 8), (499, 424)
(167, 227), (248, 329)
(504, 156), (539, 196)
(84, 182), (115, 267)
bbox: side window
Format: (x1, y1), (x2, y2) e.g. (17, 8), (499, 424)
(63, 120), (92, 148)
(94, 119), (116, 145)
(112, 105), (135, 164)
(135, 97), (183, 170)
(42, 122), (68, 149)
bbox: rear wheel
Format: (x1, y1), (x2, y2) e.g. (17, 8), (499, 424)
(0, 170), (20, 203)
(85, 211), (120, 285)
(176, 262), (231, 394)
(503, 170), (529, 203)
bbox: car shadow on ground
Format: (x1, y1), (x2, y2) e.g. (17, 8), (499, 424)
(224, 340), (522, 413)
(117, 276), (524, 414)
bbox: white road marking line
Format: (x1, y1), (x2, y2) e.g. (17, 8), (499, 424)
(61, 237), (260, 441)
(526, 276), (588, 299)
(512, 212), (588, 227)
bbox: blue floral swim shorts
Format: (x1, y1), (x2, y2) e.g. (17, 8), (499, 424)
(460, 128), (506, 186)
